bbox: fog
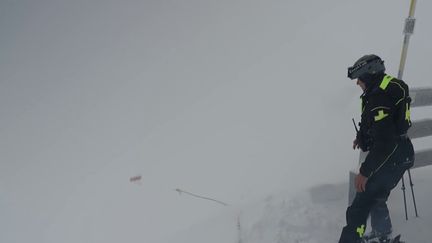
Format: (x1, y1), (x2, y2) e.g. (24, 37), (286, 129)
(1, 1), (431, 242)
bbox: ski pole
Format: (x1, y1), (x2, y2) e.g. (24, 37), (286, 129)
(407, 170), (419, 217)
(401, 176), (408, 220)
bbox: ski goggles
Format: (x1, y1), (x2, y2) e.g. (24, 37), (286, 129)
(347, 58), (385, 80)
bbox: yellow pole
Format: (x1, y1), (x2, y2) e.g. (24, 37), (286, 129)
(408, 0), (417, 16)
(398, 0), (419, 220)
(398, 0), (417, 79)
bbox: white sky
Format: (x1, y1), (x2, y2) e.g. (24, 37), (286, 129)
(1, 1), (431, 242)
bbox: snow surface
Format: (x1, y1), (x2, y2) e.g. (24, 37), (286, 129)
(170, 166), (432, 243)
(1, 0), (432, 243)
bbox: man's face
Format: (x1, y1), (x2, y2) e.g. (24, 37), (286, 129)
(357, 79), (366, 91)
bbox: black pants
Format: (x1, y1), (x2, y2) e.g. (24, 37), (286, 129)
(338, 138), (414, 243)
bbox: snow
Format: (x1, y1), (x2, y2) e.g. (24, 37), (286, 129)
(170, 167), (432, 243)
(1, 0), (432, 243)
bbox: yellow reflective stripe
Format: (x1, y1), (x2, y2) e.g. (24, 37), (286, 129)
(380, 75), (394, 90)
(405, 104), (411, 121)
(356, 224), (365, 238)
(391, 80), (406, 105)
(370, 143), (399, 177)
(374, 110), (389, 121)
(371, 106), (390, 111)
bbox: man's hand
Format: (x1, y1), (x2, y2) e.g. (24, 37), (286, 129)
(355, 173), (368, 192)
(355, 132), (369, 152)
(353, 138), (360, 150)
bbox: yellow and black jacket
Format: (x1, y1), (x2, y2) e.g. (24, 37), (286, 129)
(358, 73), (412, 178)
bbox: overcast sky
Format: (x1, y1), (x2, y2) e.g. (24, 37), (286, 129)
(1, 1), (431, 243)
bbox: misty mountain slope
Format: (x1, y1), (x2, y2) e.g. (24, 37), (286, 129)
(1, 0), (432, 243)
(170, 166), (432, 243)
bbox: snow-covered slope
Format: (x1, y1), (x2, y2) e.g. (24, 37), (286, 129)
(170, 166), (432, 243)
(1, 0), (431, 243)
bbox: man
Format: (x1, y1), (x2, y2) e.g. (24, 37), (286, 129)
(338, 54), (415, 243)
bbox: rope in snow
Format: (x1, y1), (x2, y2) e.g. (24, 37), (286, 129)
(175, 188), (229, 206)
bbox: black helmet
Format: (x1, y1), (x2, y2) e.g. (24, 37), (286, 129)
(347, 54), (385, 80)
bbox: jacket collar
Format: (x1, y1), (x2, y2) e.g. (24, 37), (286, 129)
(360, 73), (387, 98)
